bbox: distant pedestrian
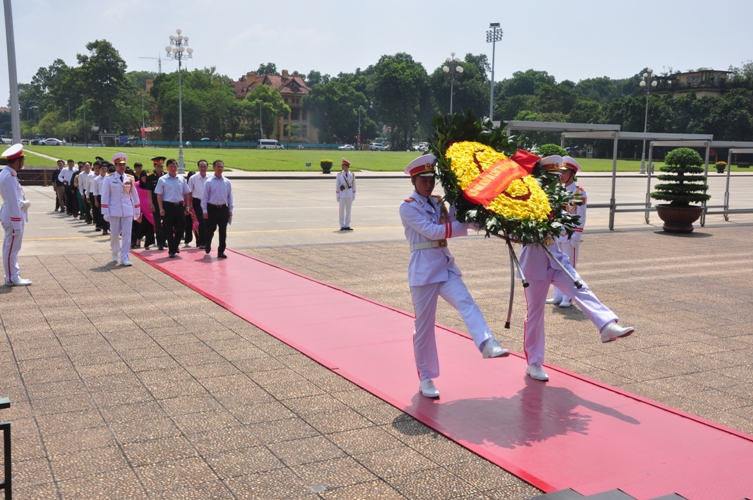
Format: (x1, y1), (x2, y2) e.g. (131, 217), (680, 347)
(134, 170), (155, 249)
(52, 160), (65, 212)
(155, 159), (190, 258)
(145, 156), (167, 250)
(336, 158), (355, 231)
(188, 159), (209, 248)
(101, 153), (140, 266)
(1, 144), (32, 286)
(202, 160), (233, 259)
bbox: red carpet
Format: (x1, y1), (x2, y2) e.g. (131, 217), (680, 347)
(134, 248), (753, 499)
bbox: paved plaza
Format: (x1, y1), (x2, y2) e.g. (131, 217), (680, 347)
(1, 175), (752, 498)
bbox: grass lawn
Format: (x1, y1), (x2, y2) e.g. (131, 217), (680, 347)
(24, 146), (747, 173)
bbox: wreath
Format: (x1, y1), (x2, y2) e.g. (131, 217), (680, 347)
(430, 110), (580, 246)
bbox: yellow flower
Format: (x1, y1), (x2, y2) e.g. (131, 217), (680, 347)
(445, 141), (551, 221)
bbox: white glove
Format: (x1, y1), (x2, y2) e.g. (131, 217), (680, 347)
(19, 199), (30, 212)
(103, 214), (110, 222)
(571, 232), (582, 245)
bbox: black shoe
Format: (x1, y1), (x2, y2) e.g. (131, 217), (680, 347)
(102, 231), (109, 236)
(340, 227), (346, 231)
(144, 245), (151, 250)
(218, 253), (227, 259)
(169, 252), (176, 258)
(131, 244), (137, 249)
(176, 248), (180, 253)
(158, 246), (164, 251)
(205, 246), (211, 254)
(345, 227), (353, 231)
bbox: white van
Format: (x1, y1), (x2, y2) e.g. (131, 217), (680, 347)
(258, 139), (284, 150)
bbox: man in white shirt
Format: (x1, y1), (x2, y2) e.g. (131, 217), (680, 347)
(188, 159), (209, 248)
(155, 159), (190, 258)
(201, 160), (233, 259)
(1, 144), (32, 285)
(101, 153), (140, 266)
(336, 158), (356, 231)
(78, 162), (92, 224)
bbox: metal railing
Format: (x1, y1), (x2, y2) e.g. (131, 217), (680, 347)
(0, 397), (10, 500)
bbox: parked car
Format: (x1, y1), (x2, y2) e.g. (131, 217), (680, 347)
(30, 138), (43, 145)
(41, 138), (64, 146)
(338, 144), (355, 151)
(200, 137), (210, 141)
(369, 143), (387, 151)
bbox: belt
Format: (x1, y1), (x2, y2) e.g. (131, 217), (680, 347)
(411, 240), (447, 251)
(163, 201), (183, 207)
(208, 203), (227, 208)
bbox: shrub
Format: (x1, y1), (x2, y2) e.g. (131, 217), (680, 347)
(715, 161), (727, 167)
(537, 143), (567, 158)
(650, 148), (710, 207)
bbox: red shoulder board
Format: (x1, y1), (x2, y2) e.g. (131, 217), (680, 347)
(577, 185), (585, 191)
(404, 197), (415, 203)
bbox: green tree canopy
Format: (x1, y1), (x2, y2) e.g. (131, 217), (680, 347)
(244, 84), (290, 139)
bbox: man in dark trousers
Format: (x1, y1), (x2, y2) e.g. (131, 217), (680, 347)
(202, 160), (233, 259)
(155, 159), (190, 258)
(188, 159), (209, 248)
(144, 156), (167, 250)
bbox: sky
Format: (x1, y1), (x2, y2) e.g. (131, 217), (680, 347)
(1, 0), (751, 104)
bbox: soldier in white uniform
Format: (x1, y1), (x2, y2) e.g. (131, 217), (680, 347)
(101, 153), (141, 266)
(548, 156), (587, 308)
(400, 154), (509, 399)
(336, 158), (356, 231)
(0, 144), (32, 286)
(518, 155), (633, 382)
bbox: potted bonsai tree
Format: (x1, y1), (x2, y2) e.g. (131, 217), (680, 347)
(650, 147), (710, 233)
(320, 159), (333, 174)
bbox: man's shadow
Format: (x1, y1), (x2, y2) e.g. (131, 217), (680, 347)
(398, 377), (639, 450)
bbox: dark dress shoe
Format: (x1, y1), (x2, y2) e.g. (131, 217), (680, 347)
(169, 252), (176, 258)
(176, 248), (180, 253)
(158, 246), (164, 251)
(218, 253), (227, 259)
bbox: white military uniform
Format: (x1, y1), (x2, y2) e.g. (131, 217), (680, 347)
(101, 172), (140, 263)
(0, 159), (29, 284)
(400, 190), (493, 381)
(519, 242), (619, 367)
(335, 167), (356, 229)
(552, 181), (587, 303)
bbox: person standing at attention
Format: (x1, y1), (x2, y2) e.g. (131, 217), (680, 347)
(1, 144), (32, 286)
(155, 159), (190, 258)
(202, 160), (233, 259)
(101, 153), (141, 266)
(336, 158), (355, 231)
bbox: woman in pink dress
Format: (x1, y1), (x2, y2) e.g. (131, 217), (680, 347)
(135, 171), (156, 249)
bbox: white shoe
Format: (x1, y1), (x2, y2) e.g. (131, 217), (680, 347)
(559, 300), (571, 308)
(419, 379), (440, 398)
(121, 258), (132, 267)
(10, 277), (32, 286)
(545, 298), (561, 305)
(600, 322), (634, 343)
(111, 253), (119, 263)
(526, 364), (549, 381)
(481, 338), (509, 359)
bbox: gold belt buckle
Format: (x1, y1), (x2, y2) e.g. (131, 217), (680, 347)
(438, 239), (447, 248)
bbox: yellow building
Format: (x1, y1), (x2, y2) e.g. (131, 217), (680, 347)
(233, 70), (319, 143)
(657, 70), (731, 99)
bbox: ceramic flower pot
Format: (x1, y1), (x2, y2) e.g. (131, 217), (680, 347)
(655, 204), (703, 233)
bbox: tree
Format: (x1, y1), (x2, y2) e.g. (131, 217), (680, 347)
(256, 63), (278, 75)
(244, 84), (290, 139)
(533, 83), (578, 114)
(370, 53), (428, 149)
(77, 40), (131, 133)
(304, 80), (375, 143)
(429, 53), (490, 118)
(499, 69), (555, 98)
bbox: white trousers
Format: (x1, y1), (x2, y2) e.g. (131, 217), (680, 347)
(2, 223), (23, 282)
(338, 198), (353, 228)
(410, 272), (493, 381)
(552, 240), (579, 302)
(524, 263), (617, 367)
(109, 216), (133, 262)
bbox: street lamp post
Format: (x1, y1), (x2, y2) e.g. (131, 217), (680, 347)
(639, 69), (657, 175)
(486, 23), (503, 121)
(80, 94), (86, 146)
(165, 29), (193, 174)
(357, 106), (364, 150)
(442, 53), (464, 115)
(259, 100), (263, 140)
(141, 92), (146, 147)
(66, 98), (71, 143)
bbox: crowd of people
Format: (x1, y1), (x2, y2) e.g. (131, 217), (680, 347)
(50, 153), (234, 262)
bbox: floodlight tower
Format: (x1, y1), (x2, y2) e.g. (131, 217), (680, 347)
(486, 23), (503, 121)
(166, 29), (193, 174)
